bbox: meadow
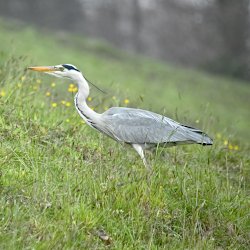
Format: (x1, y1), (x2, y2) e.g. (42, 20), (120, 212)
(0, 21), (250, 249)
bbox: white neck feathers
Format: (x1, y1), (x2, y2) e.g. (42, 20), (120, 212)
(74, 74), (100, 124)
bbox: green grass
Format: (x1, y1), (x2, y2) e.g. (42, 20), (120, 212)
(0, 21), (250, 249)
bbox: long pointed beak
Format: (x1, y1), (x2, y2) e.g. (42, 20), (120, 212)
(28, 66), (56, 72)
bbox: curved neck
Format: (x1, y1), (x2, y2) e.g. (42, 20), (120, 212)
(74, 74), (100, 124)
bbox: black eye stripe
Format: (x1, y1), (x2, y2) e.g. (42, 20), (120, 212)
(62, 64), (80, 72)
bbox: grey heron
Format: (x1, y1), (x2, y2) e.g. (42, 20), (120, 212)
(28, 64), (213, 168)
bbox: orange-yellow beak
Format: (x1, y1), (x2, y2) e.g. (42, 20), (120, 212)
(28, 66), (57, 72)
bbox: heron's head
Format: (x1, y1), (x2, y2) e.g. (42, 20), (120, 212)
(28, 64), (82, 81)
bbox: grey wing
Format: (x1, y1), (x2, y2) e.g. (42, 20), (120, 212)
(99, 107), (212, 145)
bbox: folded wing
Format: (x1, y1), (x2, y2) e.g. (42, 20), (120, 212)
(99, 107), (213, 146)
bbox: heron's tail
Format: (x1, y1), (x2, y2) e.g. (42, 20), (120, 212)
(197, 132), (213, 146)
(182, 125), (213, 145)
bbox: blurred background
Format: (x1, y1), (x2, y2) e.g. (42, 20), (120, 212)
(0, 0), (250, 81)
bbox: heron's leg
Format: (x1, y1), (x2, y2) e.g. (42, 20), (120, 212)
(132, 144), (153, 198)
(132, 144), (151, 171)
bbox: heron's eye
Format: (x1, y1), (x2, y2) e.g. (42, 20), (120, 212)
(58, 67), (64, 71)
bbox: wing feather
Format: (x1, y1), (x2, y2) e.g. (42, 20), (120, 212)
(99, 107), (212, 145)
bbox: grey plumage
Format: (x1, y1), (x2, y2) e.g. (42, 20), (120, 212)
(96, 107), (213, 147)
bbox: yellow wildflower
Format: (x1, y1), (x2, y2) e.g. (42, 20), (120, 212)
(51, 82), (56, 87)
(69, 83), (75, 88)
(66, 119), (70, 123)
(61, 100), (66, 105)
(21, 76), (26, 82)
(0, 90), (6, 97)
(124, 99), (130, 104)
(51, 102), (57, 108)
(112, 96), (116, 100)
(223, 140), (228, 146)
(65, 102), (71, 107)
(216, 133), (222, 139)
(33, 86), (38, 91)
(234, 145), (239, 151)
(46, 91), (51, 97)
(228, 144), (233, 150)
(36, 79), (41, 84)
(68, 86), (78, 93)
(90, 107), (95, 110)
(87, 97), (92, 101)
(17, 83), (22, 88)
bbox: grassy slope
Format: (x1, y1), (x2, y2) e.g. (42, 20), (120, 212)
(0, 21), (249, 249)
